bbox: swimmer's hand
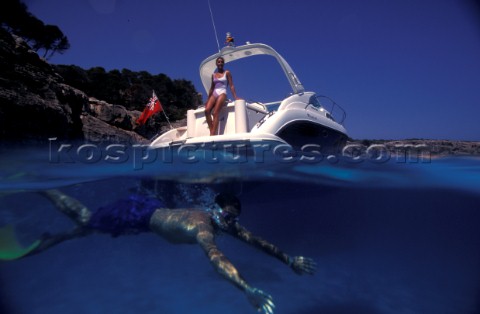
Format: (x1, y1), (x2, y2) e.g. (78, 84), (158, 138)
(246, 287), (274, 314)
(289, 256), (317, 275)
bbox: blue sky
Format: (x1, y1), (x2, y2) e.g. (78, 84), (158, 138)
(25, 0), (480, 140)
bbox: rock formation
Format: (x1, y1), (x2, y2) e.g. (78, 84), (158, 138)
(351, 139), (480, 157)
(0, 28), (149, 145)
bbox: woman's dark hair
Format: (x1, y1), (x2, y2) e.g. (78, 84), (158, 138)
(215, 193), (241, 215)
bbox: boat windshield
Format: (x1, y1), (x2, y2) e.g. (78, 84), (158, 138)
(311, 95), (347, 125)
(226, 55), (292, 103)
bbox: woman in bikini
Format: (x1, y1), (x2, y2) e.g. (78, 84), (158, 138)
(204, 56), (239, 136)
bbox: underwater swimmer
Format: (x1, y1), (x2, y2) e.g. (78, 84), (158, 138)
(3, 190), (316, 314)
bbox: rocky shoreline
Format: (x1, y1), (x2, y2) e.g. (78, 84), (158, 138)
(0, 28), (478, 157)
(349, 139), (480, 157)
(0, 28), (168, 145)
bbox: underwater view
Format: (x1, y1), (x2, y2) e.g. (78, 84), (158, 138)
(0, 145), (479, 314)
(1, 0), (479, 313)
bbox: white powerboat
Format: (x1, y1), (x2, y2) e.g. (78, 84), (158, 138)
(150, 43), (348, 155)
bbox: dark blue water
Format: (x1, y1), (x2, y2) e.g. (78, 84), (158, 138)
(1, 146), (479, 314)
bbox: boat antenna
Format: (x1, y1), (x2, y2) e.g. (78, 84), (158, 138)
(207, 0), (221, 52)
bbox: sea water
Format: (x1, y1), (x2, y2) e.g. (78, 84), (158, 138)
(0, 144), (479, 314)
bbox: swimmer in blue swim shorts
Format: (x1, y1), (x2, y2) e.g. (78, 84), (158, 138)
(204, 56), (240, 136)
(18, 190), (316, 314)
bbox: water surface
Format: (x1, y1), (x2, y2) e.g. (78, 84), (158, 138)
(1, 146), (479, 314)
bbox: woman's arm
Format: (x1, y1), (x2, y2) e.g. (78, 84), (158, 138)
(226, 71), (239, 100)
(207, 75), (215, 98)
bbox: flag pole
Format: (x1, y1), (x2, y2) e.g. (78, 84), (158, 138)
(163, 110), (173, 130)
(153, 90), (173, 129)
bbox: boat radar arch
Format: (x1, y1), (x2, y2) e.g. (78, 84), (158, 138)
(199, 43), (305, 96)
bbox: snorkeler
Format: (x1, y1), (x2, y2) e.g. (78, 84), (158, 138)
(1, 190), (316, 314)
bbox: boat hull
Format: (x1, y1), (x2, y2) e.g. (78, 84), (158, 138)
(276, 120), (348, 154)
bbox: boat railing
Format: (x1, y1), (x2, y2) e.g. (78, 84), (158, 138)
(316, 95), (347, 125)
(262, 100), (283, 112)
(245, 101), (269, 114)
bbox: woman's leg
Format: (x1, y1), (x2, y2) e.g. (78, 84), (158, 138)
(204, 95), (217, 132)
(211, 94), (227, 136)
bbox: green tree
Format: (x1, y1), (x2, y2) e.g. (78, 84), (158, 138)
(0, 0), (31, 33)
(55, 65), (90, 92)
(33, 24), (70, 59)
(0, 0), (70, 59)
(56, 65), (200, 122)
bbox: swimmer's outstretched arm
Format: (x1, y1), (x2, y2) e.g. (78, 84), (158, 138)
(196, 230), (274, 314)
(231, 223), (316, 275)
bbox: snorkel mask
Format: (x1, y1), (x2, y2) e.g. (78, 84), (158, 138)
(209, 204), (238, 230)
(209, 193), (241, 230)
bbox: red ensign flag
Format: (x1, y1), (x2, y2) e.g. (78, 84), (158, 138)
(136, 91), (163, 125)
